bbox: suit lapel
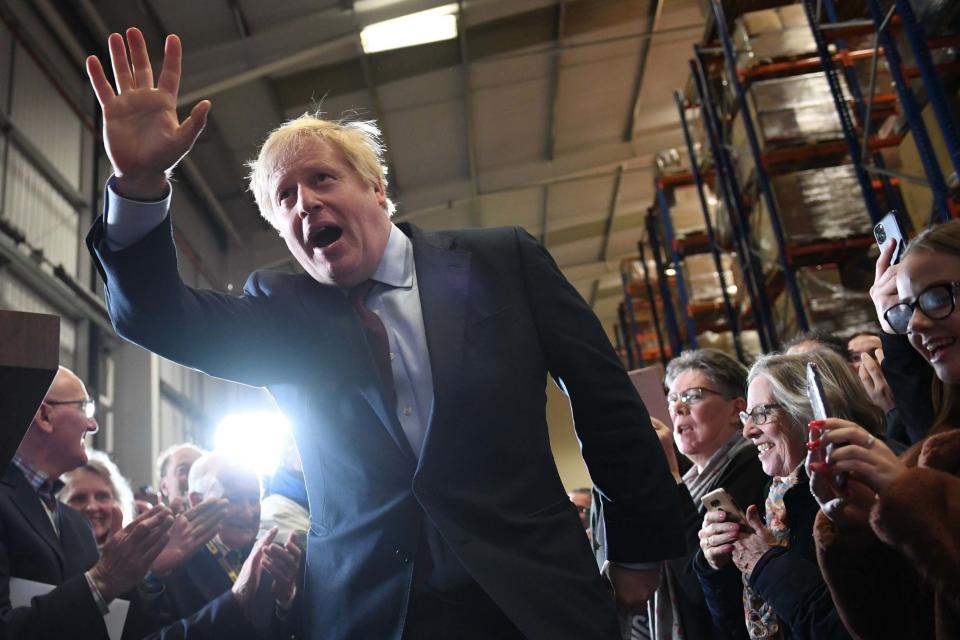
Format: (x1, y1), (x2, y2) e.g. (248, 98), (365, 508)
(292, 272), (417, 464)
(406, 225), (470, 465)
(3, 467), (66, 574)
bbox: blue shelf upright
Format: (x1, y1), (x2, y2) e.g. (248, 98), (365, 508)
(637, 238), (670, 366)
(672, 90), (745, 363)
(863, 0), (953, 222)
(710, 0), (811, 334)
(801, 0), (885, 225)
(654, 177), (699, 350)
(645, 212), (684, 356)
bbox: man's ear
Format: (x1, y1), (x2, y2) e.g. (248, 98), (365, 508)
(373, 178), (386, 206)
(32, 403), (55, 435)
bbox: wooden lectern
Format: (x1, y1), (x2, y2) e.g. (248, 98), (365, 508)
(0, 309), (60, 470)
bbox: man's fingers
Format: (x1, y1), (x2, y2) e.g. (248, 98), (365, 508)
(176, 100), (211, 148)
(126, 27), (155, 89)
(186, 497), (228, 522)
(108, 32), (134, 93)
(157, 34), (183, 98)
(86, 56), (116, 108)
(108, 505), (124, 538)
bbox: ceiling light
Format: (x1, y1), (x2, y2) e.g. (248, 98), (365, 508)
(664, 268), (677, 277)
(360, 4), (458, 54)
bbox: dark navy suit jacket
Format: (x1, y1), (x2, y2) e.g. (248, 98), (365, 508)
(88, 217), (685, 640)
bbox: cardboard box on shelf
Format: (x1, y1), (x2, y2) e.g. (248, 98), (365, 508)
(696, 329), (763, 362)
(683, 252), (740, 304)
(772, 264), (878, 341)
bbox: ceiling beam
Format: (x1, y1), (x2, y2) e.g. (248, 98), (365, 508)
(540, 0), (566, 245)
(456, 0), (481, 227)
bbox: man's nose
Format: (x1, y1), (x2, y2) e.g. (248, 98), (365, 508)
(296, 184), (322, 218)
(86, 417), (99, 435)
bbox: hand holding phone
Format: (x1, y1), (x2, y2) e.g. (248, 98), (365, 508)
(700, 488), (754, 534)
(806, 363), (847, 490)
(874, 210), (907, 266)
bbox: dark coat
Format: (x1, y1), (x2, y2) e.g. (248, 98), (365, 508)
(0, 464), (106, 639)
(880, 333), (934, 445)
(88, 216), (686, 640)
(693, 469), (851, 640)
(815, 428), (960, 639)
(665, 442), (768, 640)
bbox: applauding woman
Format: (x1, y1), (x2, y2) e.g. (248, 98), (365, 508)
(695, 349), (882, 639)
(812, 221), (960, 639)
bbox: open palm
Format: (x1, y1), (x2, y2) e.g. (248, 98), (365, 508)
(86, 27), (209, 199)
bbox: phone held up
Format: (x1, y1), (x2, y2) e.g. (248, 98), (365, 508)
(806, 362), (848, 490)
(873, 209), (907, 265)
(700, 488), (754, 534)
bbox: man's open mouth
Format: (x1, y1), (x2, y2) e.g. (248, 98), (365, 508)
(311, 225), (343, 248)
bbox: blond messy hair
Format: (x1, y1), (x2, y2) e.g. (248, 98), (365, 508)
(247, 112), (395, 229)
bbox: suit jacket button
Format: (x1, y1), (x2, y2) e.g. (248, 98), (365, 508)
(395, 548), (411, 564)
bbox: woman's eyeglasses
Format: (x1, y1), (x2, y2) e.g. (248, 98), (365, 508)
(883, 281), (960, 334)
(666, 387), (723, 406)
(739, 403), (781, 426)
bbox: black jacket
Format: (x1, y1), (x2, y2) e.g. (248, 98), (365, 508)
(693, 469), (851, 640)
(880, 333), (934, 445)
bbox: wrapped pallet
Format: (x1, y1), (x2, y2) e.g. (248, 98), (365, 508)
(683, 252), (739, 304)
(773, 264), (877, 341)
(733, 4), (815, 69)
(745, 164), (874, 271)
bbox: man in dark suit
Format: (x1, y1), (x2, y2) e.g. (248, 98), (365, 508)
(84, 28), (685, 640)
(1, 366), (301, 639)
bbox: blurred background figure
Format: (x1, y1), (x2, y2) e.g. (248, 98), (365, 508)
(59, 448), (135, 546)
(157, 443), (206, 508)
(260, 435), (309, 545)
(845, 332), (882, 373)
(567, 487), (593, 538)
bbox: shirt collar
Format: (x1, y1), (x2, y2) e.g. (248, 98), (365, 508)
(11, 454), (64, 496)
(370, 224), (413, 289)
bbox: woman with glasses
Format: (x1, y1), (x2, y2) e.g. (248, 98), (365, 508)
(647, 349), (768, 640)
(812, 220), (960, 639)
(694, 349), (882, 640)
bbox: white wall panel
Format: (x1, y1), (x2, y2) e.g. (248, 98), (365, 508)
(0, 272), (77, 367)
(3, 145), (79, 277)
(9, 43), (83, 190)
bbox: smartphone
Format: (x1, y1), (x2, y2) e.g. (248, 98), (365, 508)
(874, 210), (907, 265)
(806, 362), (847, 490)
(700, 488), (754, 533)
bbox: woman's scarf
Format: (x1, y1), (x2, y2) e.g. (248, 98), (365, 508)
(741, 465), (802, 639)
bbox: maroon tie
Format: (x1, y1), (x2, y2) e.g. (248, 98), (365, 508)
(349, 281), (396, 402)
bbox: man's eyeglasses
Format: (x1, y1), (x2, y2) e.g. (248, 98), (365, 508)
(884, 281), (960, 335)
(667, 387), (723, 406)
(46, 398), (96, 419)
(739, 403), (781, 426)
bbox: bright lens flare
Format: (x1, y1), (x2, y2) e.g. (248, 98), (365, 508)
(214, 412), (291, 478)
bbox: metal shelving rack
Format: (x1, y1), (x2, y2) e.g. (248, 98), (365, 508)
(689, 52), (777, 352)
(671, 90), (746, 362)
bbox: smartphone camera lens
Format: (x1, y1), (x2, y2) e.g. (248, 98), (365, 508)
(875, 223), (886, 244)
(710, 500), (720, 507)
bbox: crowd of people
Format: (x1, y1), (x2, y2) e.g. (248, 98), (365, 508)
(2, 24), (959, 640)
(592, 221), (960, 640)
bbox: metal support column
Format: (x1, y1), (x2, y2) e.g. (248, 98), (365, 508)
(638, 238), (669, 365)
(892, 0), (960, 184)
(819, 0), (901, 210)
(802, 0), (884, 224)
(673, 91), (745, 362)
(617, 299), (636, 370)
(711, 0), (810, 333)
(691, 51), (777, 350)
(655, 179), (699, 348)
(646, 212), (683, 356)
(620, 269), (644, 368)
(865, 0), (952, 222)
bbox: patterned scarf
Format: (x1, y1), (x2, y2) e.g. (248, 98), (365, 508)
(741, 465), (802, 639)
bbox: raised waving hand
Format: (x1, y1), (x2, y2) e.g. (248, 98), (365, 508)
(86, 27), (210, 200)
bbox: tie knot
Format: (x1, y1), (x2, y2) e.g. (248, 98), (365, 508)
(349, 280), (376, 308)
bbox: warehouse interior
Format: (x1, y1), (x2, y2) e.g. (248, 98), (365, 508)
(2, 0), (959, 492)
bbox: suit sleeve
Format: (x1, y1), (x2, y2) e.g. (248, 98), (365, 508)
(0, 535), (108, 639)
(514, 227), (684, 563)
(139, 591), (265, 640)
(86, 213), (301, 387)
